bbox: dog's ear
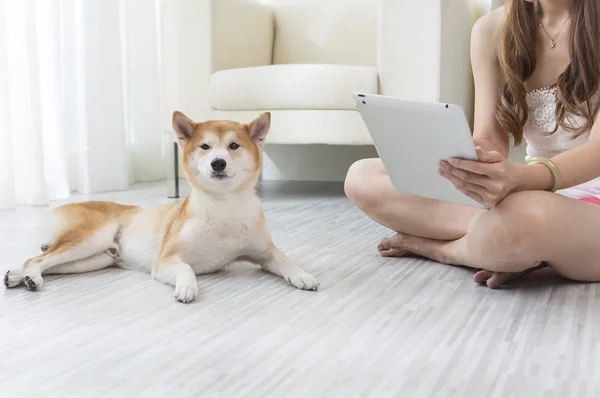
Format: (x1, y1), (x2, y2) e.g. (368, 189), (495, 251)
(172, 111), (196, 144)
(247, 112), (270, 148)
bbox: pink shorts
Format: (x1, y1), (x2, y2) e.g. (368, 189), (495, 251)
(580, 197), (600, 206)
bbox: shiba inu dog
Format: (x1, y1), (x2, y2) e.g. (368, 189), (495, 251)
(4, 111), (319, 303)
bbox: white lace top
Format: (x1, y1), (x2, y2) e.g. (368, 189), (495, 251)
(524, 86), (600, 199)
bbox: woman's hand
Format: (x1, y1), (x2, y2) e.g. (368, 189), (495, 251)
(439, 147), (523, 208)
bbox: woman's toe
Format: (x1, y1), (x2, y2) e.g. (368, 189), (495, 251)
(486, 272), (510, 289)
(473, 270), (493, 284)
(377, 239), (389, 252)
(380, 248), (406, 257)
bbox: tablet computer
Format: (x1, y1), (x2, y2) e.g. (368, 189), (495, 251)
(353, 93), (484, 208)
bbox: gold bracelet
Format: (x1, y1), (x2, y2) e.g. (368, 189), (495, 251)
(525, 156), (561, 192)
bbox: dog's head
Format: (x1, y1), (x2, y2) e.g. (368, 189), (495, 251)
(171, 111), (270, 194)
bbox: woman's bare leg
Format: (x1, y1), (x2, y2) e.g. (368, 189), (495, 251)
(344, 158), (483, 240)
(345, 158), (560, 287)
(378, 191), (600, 285)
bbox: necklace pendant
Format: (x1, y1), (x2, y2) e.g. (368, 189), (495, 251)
(550, 41), (556, 49)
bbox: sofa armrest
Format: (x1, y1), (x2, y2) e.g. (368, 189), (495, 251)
(159, 0), (274, 130)
(377, 0), (480, 124)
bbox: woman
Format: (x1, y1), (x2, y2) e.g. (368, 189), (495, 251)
(344, 0), (600, 288)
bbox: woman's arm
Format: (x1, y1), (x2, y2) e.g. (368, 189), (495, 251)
(518, 123), (600, 192)
(439, 9), (545, 207)
(469, 9), (510, 158)
(444, 112), (600, 204)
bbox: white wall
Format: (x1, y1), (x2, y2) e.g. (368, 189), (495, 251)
(474, 0), (504, 10)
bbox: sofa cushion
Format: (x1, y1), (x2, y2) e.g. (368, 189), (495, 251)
(209, 64), (378, 111)
(271, 1), (378, 66)
(214, 109), (372, 145)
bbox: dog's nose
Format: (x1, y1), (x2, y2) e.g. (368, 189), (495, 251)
(211, 158), (227, 172)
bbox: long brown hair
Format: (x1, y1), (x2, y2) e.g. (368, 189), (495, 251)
(496, 0), (600, 146)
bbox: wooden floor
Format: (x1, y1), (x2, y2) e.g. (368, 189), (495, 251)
(1, 181), (598, 397)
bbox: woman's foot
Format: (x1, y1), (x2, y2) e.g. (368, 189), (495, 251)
(377, 233), (411, 257)
(473, 270), (525, 289)
(473, 262), (547, 289)
(376, 232), (453, 264)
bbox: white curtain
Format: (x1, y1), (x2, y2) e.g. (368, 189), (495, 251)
(0, 0), (165, 210)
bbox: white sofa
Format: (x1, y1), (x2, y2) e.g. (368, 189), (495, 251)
(159, 0), (482, 196)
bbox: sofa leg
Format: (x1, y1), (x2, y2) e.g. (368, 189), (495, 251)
(167, 141), (179, 199)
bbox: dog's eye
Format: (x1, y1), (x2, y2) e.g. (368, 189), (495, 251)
(229, 142), (240, 150)
(200, 144), (210, 150)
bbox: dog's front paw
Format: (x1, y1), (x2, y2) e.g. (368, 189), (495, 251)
(174, 280), (198, 304)
(286, 270), (319, 291)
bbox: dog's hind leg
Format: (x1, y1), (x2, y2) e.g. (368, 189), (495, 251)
(5, 222), (120, 291)
(44, 250), (117, 275)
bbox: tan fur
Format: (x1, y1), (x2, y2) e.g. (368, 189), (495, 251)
(4, 112), (319, 302)
(157, 197), (190, 261)
(21, 201), (138, 270)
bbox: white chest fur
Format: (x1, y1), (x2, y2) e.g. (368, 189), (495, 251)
(178, 193), (266, 274)
(118, 190), (268, 274)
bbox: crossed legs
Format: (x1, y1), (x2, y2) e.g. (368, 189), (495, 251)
(345, 158), (600, 287)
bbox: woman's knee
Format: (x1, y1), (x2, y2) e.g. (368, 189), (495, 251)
(474, 190), (551, 227)
(344, 158), (385, 208)
(494, 191), (554, 226)
(466, 191), (554, 269)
